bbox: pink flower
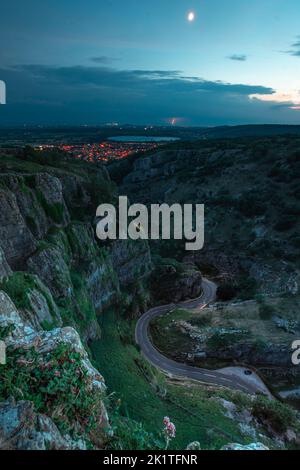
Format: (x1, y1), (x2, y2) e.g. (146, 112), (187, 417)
(163, 416), (176, 440)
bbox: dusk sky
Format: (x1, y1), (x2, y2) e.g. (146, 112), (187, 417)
(1, 0), (300, 126)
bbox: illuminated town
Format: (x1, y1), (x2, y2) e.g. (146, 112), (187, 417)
(36, 140), (164, 163)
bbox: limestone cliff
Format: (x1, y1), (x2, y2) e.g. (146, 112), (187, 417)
(0, 154), (153, 449)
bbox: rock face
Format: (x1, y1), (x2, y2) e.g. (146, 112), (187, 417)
(0, 163), (154, 334)
(0, 187), (37, 269)
(0, 398), (86, 450)
(34, 173), (70, 226)
(111, 239), (152, 289)
(27, 246), (73, 300)
(116, 142), (300, 296)
(0, 289), (109, 449)
(0, 290), (106, 392)
(0, 159), (155, 449)
(221, 443), (269, 451)
(0, 246), (11, 280)
(151, 261), (202, 303)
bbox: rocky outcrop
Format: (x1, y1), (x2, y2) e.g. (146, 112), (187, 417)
(110, 239), (152, 288)
(122, 150), (196, 186)
(0, 159), (156, 449)
(34, 173), (70, 227)
(0, 246), (11, 280)
(151, 261), (202, 303)
(0, 289), (109, 449)
(27, 246), (73, 300)
(25, 277), (63, 330)
(0, 290), (105, 391)
(0, 188), (37, 269)
(221, 443), (269, 451)
(0, 398), (87, 450)
(2, 173), (49, 240)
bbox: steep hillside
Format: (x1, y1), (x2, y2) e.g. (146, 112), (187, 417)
(0, 150), (153, 449)
(0, 145), (299, 450)
(111, 136), (300, 296)
(109, 136), (300, 405)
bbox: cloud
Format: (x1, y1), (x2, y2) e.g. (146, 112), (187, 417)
(90, 56), (119, 64)
(0, 62), (296, 126)
(228, 54), (247, 62)
(250, 90), (300, 112)
(286, 37), (300, 56)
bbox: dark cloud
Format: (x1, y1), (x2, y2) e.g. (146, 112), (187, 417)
(286, 37), (300, 56)
(90, 56), (119, 64)
(0, 63), (291, 126)
(228, 54), (247, 62)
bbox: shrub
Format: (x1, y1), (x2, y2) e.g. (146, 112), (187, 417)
(0, 273), (35, 310)
(207, 330), (247, 349)
(252, 397), (296, 434)
(0, 343), (104, 434)
(190, 312), (212, 327)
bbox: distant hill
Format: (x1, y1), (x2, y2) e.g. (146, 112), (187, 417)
(1, 124), (300, 146)
(199, 124), (300, 139)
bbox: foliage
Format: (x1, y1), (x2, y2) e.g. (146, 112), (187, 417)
(0, 272), (35, 310)
(36, 190), (64, 224)
(252, 396), (297, 434)
(19, 146), (68, 167)
(0, 343), (104, 434)
(207, 330), (248, 350)
(91, 310), (247, 450)
(189, 312), (212, 327)
(0, 272), (58, 322)
(108, 400), (163, 450)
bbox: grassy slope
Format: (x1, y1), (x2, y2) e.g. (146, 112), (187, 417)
(91, 309), (257, 450)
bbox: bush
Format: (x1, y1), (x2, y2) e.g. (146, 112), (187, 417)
(0, 273), (35, 310)
(190, 312), (212, 327)
(207, 330), (247, 350)
(19, 146), (68, 167)
(252, 397), (296, 434)
(0, 343), (104, 435)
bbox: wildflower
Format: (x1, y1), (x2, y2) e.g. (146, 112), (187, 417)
(163, 416), (176, 449)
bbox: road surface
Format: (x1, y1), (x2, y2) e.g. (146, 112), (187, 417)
(135, 278), (268, 395)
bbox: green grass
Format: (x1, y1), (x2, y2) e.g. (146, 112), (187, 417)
(0, 343), (105, 437)
(91, 309), (251, 450)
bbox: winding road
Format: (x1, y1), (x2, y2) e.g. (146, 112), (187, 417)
(135, 278), (269, 396)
